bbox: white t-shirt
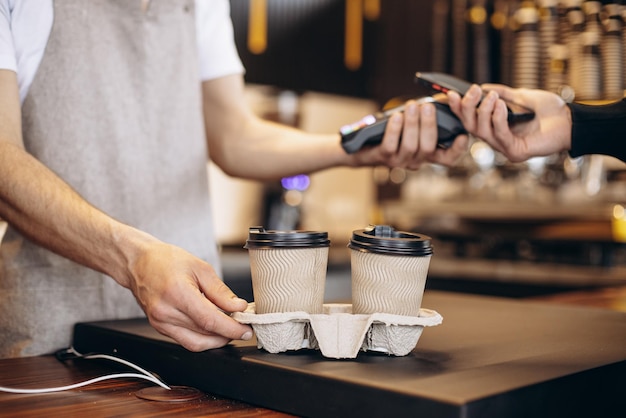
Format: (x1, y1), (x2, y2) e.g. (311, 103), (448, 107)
(0, 0), (244, 103)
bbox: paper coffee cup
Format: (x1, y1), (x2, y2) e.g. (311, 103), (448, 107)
(349, 225), (433, 316)
(245, 227), (330, 314)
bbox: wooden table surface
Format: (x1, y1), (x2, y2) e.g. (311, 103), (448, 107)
(2, 285), (625, 417)
(528, 284), (626, 312)
(0, 355), (294, 417)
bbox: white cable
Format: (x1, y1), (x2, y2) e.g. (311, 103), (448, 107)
(65, 346), (170, 389)
(0, 346), (171, 394)
(0, 373), (167, 394)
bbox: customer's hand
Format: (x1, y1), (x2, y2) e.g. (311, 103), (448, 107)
(352, 99), (470, 170)
(447, 84), (572, 162)
(124, 239), (253, 352)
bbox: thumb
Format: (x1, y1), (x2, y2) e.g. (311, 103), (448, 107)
(201, 278), (249, 313)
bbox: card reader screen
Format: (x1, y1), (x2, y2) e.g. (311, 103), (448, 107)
(340, 114), (377, 136)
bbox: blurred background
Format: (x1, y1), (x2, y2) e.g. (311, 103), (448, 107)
(211, 0), (626, 304)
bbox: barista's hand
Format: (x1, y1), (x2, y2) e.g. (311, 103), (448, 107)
(447, 84), (572, 162)
(124, 240), (252, 352)
(353, 100), (469, 170)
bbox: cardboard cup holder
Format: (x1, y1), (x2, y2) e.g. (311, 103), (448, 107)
(232, 303), (442, 359)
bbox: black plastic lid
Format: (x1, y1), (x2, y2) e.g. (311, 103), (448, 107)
(244, 226), (330, 249)
(348, 225), (433, 256)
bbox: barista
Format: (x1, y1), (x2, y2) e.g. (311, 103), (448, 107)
(0, 0), (468, 358)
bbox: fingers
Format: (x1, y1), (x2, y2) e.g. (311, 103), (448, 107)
(400, 102), (441, 170)
(199, 274), (249, 313)
(146, 276), (253, 352)
(378, 112), (403, 157)
(398, 101), (420, 156)
(151, 308), (244, 352)
(376, 101), (443, 168)
(462, 85), (483, 125)
(374, 102), (418, 167)
(480, 83), (509, 96)
(450, 84), (511, 143)
(491, 99), (512, 143)
(426, 133), (469, 167)
(451, 84), (482, 132)
(449, 84), (534, 163)
(446, 90), (463, 116)
(474, 90), (499, 140)
(396, 101), (438, 166)
(475, 99), (508, 154)
(177, 273), (253, 344)
(357, 97), (470, 169)
(417, 102), (438, 154)
(129, 244), (254, 352)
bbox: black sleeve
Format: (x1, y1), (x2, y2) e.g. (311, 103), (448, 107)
(567, 98), (626, 162)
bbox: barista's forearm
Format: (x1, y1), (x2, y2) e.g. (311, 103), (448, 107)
(0, 142), (152, 286)
(202, 74), (356, 180)
(212, 117), (351, 180)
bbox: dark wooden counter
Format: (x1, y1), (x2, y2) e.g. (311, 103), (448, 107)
(3, 286), (626, 417)
(69, 291), (626, 418)
(0, 355), (294, 417)
(528, 284), (626, 312)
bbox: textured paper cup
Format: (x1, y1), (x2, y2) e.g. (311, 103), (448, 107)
(245, 227), (330, 314)
(349, 225), (433, 316)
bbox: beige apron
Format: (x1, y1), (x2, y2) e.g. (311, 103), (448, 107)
(0, 0), (219, 358)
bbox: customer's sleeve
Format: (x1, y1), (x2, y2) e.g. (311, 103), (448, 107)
(568, 98), (626, 162)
